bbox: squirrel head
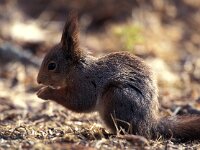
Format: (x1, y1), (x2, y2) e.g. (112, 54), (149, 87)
(37, 12), (81, 88)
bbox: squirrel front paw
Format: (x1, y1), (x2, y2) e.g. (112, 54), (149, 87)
(37, 86), (53, 100)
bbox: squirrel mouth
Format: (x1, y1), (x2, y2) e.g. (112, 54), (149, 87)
(40, 85), (63, 90)
(48, 85), (62, 90)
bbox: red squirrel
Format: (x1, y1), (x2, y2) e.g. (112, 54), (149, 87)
(37, 12), (200, 141)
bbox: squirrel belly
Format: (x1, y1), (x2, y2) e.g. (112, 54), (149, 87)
(37, 12), (200, 142)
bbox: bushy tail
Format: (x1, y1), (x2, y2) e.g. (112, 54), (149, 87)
(156, 115), (200, 141)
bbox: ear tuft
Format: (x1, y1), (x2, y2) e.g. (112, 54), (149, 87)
(61, 11), (81, 61)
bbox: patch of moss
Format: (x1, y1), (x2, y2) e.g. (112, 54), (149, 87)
(113, 24), (144, 51)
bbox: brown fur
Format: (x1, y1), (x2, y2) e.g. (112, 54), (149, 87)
(37, 12), (200, 142)
(61, 11), (82, 61)
(157, 115), (200, 141)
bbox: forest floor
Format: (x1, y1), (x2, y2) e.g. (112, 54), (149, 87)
(0, 0), (200, 149)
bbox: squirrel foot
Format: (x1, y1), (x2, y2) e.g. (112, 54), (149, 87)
(37, 86), (54, 100)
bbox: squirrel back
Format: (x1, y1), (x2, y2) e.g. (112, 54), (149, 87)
(37, 12), (200, 142)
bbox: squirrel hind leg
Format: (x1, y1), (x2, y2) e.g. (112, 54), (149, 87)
(99, 86), (132, 134)
(98, 83), (155, 138)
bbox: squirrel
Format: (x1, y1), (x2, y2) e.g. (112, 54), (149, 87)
(37, 12), (200, 142)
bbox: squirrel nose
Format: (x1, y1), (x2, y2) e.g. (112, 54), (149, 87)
(37, 76), (42, 84)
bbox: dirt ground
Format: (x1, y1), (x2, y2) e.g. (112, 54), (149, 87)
(0, 0), (200, 149)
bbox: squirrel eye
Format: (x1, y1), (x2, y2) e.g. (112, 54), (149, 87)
(48, 62), (57, 71)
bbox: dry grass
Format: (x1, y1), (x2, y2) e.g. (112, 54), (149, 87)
(1, 97), (200, 149)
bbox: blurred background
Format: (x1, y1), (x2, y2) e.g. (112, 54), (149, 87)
(0, 0), (200, 149)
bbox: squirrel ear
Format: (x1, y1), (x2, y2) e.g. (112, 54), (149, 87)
(61, 11), (81, 61)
